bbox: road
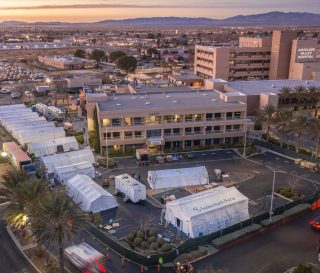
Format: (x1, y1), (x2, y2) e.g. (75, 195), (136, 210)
(192, 209), (320, 273)
(0, 219), (37, 273)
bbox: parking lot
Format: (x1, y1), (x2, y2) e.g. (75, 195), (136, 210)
(93, 149), (320, 240)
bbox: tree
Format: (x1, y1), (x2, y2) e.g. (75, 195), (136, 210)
(147, 33), (155, 39)
(32, 192), (88, 273)
(89, 49), (106, 67)
(261, 104), (276, 141)
(93, 106), (100, 154)
(74, 49), (86, 59)
(109, 51), (126, 63)
(307, 117), (320, 158)
(116, 56), (137, 74)
(287, 114), (308, 152)
(293, 85), (307, 105)
(146, 47), (158, 57)
(287, 172), (301, 193)
(273, 109), (293, 147)
(278, 86), (292, 106)
(307, 86), (320, 117)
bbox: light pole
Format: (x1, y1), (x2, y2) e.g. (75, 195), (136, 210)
(266, 165), (286, 222)
(106, 128), (109, 169)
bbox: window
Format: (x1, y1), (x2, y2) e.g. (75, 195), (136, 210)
(194, 127), (201, 134)
(226, 112), (233, 120)
(173, 115), (182, 123)
(102, 119), (111, 126)
(124, 131), (133, 138)
(194, 114), (202, 121)
(133, 117), (143, 125)
(194, 139), (201, 146)
(234, 112), (241, 119)
(112, 118), (121, 126)
(164, 115), (173, 123)
(134, 131), (142, 138)
(113, 132), (120, 139)
(226, 125), (232, 131)
(233, 125), (240, 131)
(147, 129), (161, 138)
(206, 113), (213, 120)
(213, 125), (221, 132)
(214, 113), (222, 120)
(145, 116), (161, 125)
(185, 140), (191, 147)
(173, 128), (180, 135)
(164, 129), (171, 135)
(205, 139), (212, 145)
(185, 127), (192, 135)
(103, 132), (111, 139)
(124, 117), (132, 126)
(185, 114), (193, 122)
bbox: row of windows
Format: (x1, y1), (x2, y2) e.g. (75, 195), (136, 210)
(103, 125), (243, 140)
(230, 60), (271, 65)
(195, 64), (213, 72)
(102, 112), (243, 127)
(229, 68), (270, 73)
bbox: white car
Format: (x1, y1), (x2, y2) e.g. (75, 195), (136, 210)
(64, 243), (107, 273)
(0, 88), (10, 94)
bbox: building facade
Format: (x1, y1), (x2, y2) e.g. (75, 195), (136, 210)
(195, 30), (320, 82)
(88, 91), (247, 154)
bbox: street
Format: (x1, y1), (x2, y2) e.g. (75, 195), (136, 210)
(0, 218), (37, 273)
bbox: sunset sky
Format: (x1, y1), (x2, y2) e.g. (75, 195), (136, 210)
(0, 0), (319, 22)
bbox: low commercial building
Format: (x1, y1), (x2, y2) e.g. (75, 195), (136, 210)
(206, 78), (320, 114)
(38, 55), (95, 70)
(89, 90), (247, 154)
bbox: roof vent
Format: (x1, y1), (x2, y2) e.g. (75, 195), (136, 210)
(166, 95), (171, 98)
(116, 103), (122, 106)
(271, 84), (275, 88)
(172, 100), (178, 103)
(306, 81), (309, 84)
(145, 101), (151, 105)
(211, 99), (216, 102)
(113, 97), (118, 100)
(203, 93), (208, 96)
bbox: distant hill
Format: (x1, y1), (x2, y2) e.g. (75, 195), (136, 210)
(1, 12), (320, 27)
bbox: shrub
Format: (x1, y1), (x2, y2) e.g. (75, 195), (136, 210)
(141, 241), (148, 249)
(75, 134), (84, 144)
(150, 242), (158, 250)
(73, 131), (83, 136)
(126, 232), (136, 242)
(293, 263), (313, 273)
(148, 236), (156, 243)
(156, 238), (165, 247)
(136, 231), (145, 238)
(148, 229), (156, 237)
(133, 237), (143, 247)
(160, 243), (172, 252)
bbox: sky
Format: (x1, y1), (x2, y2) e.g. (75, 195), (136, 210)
(0, 0), (319, 22)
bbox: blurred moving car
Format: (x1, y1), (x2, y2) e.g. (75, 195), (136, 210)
(64, 243), (107, 273)
(309, 217), (320, 231)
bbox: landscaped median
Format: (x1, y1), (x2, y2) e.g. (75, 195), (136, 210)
(261, 203), (310, 227)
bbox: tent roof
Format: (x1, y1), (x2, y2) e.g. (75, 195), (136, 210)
(55, 161), (93, 174)
(166, 186), (249, 219)
(66, 174), (118, 212)
(148, 166), (208, 179)
(29, 136), (78, 150)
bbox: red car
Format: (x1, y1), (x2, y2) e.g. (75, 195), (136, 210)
(309, 217), (320, 231)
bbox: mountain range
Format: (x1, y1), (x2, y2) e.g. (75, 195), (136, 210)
(1, 12), (320, 27)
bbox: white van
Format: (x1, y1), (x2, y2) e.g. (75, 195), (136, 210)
(64, 243), (107, 273)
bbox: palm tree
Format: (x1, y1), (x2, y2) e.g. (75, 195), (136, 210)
(307, 117), (320, 158)
(279, 86), (292, 106)
(293, 85), (307, 105)
(262, 104), (276, 141)
(32, 192), (88, 273)
(273, 109), (293, 147)
(287, 115), (309, 152)
(307, 86), (320, 117)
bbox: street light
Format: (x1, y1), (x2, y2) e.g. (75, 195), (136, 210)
(243, 118), (248, 157)
(265, 165), (286, 222)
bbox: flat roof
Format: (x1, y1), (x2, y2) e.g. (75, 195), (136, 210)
(226, 80), (320, 96)
(97, 91), (245, 112)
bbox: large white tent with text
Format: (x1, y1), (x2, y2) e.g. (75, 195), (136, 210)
(66, 174), (118, 213)
(165, 186), (249, 238)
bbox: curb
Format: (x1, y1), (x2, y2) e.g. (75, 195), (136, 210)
(6, 226), (42, 273)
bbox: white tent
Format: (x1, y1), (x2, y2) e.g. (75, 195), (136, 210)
(2, 117), (46, 130)
(38, 148), (95, 178)
(115, 174), (146, 203)
(55, 161), (95, 183)
(147, 166), (209, 189)
(0, 104), (26, 111)
(165, 186), (249, 238)
(28, 136), (79, 157)
(11, 123), (55, 138)
(66, 174), (118, 213)
(17, 127), (65, 146)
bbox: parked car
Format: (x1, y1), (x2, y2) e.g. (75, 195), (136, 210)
(11, 92), (21, 99)
(309, 217), (320, 231)
(0, 88), (10, 94)
(64, 243), (107, 273)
